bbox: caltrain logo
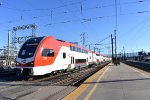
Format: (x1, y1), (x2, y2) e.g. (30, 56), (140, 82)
(21, 59), (26, 63)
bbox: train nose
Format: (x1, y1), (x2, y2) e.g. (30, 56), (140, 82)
(16, 61), (34, 67)
(21, 59), (26, 64)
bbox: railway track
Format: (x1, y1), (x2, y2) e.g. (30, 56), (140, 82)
(0, 62), (110, 100)
(0, 70), (16, 77)
(53, 62), (109, 86)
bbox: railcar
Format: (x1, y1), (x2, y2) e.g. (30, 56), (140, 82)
(16, 36), (110, 76)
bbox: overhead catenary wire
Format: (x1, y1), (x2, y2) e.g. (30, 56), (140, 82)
(0, 10), (149, 33)
(57, 0), (79, 19)
(122, 16), (150, 37)
(0, 0), (87, 12)
(0, 0), (149, 55)
(44, 11), (149, 26)
(0, 0), (149, 26)
(126, 17), (150, 43)
(117, 15), (150, 53)
(0, 0), (149, 12)
(135, 26), (150, 43)
(0, 0), (149, 33)
(96, 35), (111, 44)
(0, 7), (149, 26)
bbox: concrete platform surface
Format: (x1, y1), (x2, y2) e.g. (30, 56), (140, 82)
(63, 63), (150, 100)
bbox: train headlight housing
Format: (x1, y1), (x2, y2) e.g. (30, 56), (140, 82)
(27, 61), (34, 66)
(16, 62), (19, 66)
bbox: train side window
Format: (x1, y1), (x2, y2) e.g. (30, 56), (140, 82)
(70, 46), (73, 51)
(72, 46), (74, 51)
(75, 59), (86, 63)
(73, 57), (74, 64)
(63, 52), (66, 59)
(42, 49), (54, 57)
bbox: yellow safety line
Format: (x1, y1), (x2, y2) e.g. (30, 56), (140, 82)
(84, 65), (110, 100)
(62, 63), (111, 100)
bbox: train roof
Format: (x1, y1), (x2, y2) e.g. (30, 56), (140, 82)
(42, 36), (107, 56)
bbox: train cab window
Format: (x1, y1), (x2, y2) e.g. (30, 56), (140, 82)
(21, 50), (26, 55)
(18, 37), (44, 59)
(42, 49), (54, 57)
(63, 52), (66, 59)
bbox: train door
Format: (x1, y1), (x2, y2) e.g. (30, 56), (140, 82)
(71, 56), (75, 69)
(88, 53), (92, 65)
(62, 52), (69, 69)
(87, 57), (88, 65)
(92, 53), (94, 62)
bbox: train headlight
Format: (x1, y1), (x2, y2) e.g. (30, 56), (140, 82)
(27, 61), (34, 66)
(16, 62), (19, 66)
(31, 62), (33, 65)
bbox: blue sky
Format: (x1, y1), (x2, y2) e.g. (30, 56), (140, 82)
(0, 0), (150, 54)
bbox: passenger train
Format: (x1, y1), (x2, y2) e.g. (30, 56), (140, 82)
(16, 36), (111, 76)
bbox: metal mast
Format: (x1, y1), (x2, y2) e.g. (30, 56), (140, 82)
(11, 24), (37, 59)
(111, 34), (114, 62)
(80, 32), (87, 48)
(114, 0), (118, 63)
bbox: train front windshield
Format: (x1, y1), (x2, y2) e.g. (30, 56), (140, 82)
(18, 37), (44, 59)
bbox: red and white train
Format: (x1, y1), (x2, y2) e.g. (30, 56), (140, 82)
(16, 36), (111, 76)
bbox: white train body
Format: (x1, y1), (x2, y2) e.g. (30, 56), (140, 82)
(16, 36), (111, 75)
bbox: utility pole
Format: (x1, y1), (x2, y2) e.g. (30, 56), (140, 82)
(114, 30), (117, 63)
(94, 47), (96, 52)
(7, 30), (10, 66)
(114, 0), (118, 64)
(94, 47), (98, 53)
(111, 34), (114, 63)
(89, 45), (90, 50)
(80, 32), (87, 48)
(98, 48), (101, 54)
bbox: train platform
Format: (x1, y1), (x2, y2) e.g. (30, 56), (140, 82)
(63, 63), (150, 100)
